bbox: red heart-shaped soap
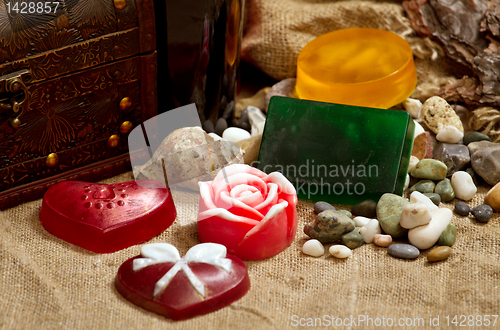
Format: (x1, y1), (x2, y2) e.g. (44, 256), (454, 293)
(40, 180), (176, 253)
(115, 243), (250, 320)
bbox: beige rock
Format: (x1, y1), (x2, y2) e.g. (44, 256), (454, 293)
(485, 182), (500, 212)
(408, 208), (452, 250)
(235, 87), (271, 118)
(237, 134), (263, 165)
(421, 96), (464, 134)
(373, 234), (392, 247)
(400, 202), (432, 229)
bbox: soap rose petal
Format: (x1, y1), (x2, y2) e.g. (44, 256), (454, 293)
(197, 208), (259, 249)
(234, 201), (290, 260)
(197, 164), (298, 260)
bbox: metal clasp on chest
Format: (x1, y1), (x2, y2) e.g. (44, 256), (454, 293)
(0, 69), (32, 128)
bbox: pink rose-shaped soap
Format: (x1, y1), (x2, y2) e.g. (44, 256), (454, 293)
(197, 164), (298, 260)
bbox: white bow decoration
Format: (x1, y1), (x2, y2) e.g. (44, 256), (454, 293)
(133, 243), (232, 297)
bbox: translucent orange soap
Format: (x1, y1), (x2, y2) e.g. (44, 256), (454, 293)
(296, 28), (417, 109)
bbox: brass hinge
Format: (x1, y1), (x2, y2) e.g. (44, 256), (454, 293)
(0, 69), (32, 129)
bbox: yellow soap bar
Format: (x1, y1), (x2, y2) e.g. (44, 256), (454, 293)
(296, 28), (417, 109)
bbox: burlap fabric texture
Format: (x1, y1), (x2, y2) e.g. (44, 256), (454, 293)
(242, 0), (460, 102)
(0, 171), (499, 329)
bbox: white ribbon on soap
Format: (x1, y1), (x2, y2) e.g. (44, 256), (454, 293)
(133, 243), (232, 297)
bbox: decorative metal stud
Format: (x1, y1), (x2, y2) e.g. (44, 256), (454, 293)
(119, 97), (132, 111)
(120, 121), (133, 134)
(46, 153), (59, 167)
(114, 0), (127, 10)
(108, 135), (120, 148)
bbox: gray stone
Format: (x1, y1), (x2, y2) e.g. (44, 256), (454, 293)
(411, 159), (448, 180)
(237, 108), (251, 132)
(376, 193), (409, 238)
(388, 244), (420, 259)
(463, 131), (491, 145)
(471, 205), (494, 223)
(341, 231), (364, 249)
(314, 201), (336, 214)
(435, 178), (455, 202)
(468, 141), (500, 185)
(203, 119), (215, 134)
(423, 193), (441, 205)
(454, 202), (471, 216)
(215, 117), (228, 136)
(409, 180), (435, 194)
(351, 199), (377, 218)
(433, 143), (471, 176)
(304, 210), (355, 243)
(437, 223), (457, 246)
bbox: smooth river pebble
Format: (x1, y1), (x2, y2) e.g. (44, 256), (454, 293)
(471, 205), (493, 223)
(451, 171), (477, 201)
(314, 201), (336, 214)
(373, 234), (392, 247)
(222, 127), (251, 143)
(410, 191), (439, 212)
(427, 246), (452, 262)
(484, 182), (500, 212)
(454, 201), (471, 216)
(359, 219), (381, 243)
(400, 202), (432, 229)
(329, 245), (352, 258)
(436, 125), (464, 144)
(388, 244), (420, 259)
(408, 208), (453, 250)
(302, 239), (324, 257)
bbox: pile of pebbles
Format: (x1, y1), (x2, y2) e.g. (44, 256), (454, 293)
(300, 95), (499, 263)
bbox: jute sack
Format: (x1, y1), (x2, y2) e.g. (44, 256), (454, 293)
(242, 0), (459, 101)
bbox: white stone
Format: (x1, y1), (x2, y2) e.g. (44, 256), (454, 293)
(353, 216), (371, 227)
(403, 98), (423, 119)
(436, 125), (464, 144)
(409, 191), (439, 212)
(400, 202), (432, 229)
(222, 127), (251, 143)
(329, 245), (352, 258)
(247, 106), (266, 137)
(408, 208), (453, 249)
(252, 121), (266, 137)
(404, 174), (410, 191)
(208, 133), (223, 141)
(302, 239), (325, 257)
(451, 171), (477, 201)
(359, 219), (381, 243)
(413, 120), (425, 139)
(408, 156), (419, 173)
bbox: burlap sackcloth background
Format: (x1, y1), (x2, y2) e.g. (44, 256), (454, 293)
(1, 0), (500, 329)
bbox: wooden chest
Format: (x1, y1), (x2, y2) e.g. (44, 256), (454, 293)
(0, 0), (157, 209)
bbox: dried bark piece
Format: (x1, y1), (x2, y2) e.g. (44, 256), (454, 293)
(404, 0), (500, 106)
(468, 107), (500, 142)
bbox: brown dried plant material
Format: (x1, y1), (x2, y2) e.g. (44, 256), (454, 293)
(468, 107), (500, 142)
(403, 0), (500, 106)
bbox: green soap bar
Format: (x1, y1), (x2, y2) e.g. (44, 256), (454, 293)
(257, 96), (414, 205)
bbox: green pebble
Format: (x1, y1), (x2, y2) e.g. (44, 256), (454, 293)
(341, 230), (364, 249)
(437, 223), (457, 246)
(463, 131), (491, 145)
(423, 193), (441, 205)
(408, 180), (436, 194)
(337, 210), (352, 218)
(411, 159), (447, 181)
(435, 178), (455, 202)
(376, 193), (409, 238)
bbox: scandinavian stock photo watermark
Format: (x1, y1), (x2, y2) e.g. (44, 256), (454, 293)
(252, 159), (379, 199)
